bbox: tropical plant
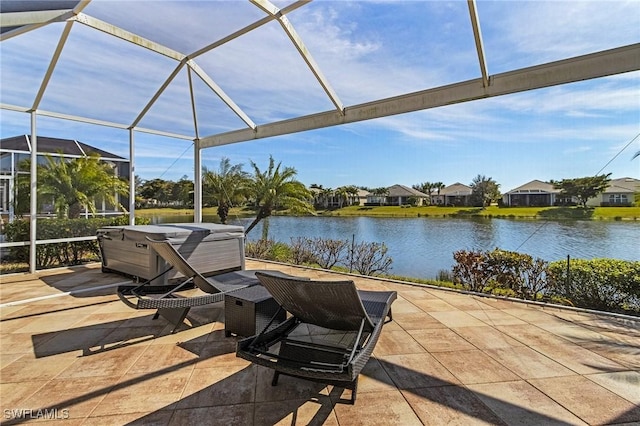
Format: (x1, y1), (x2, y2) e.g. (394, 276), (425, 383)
(138, 178), (172, 205)
(37, 152), (129, 219)
(551, 174), (612, 208)
(470, 175), (501, 207)
(413, 182), (435, 205)
(244, 155), (313, 235)
(202, 157), (250, 223)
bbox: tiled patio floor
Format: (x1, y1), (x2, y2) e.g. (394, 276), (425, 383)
(1, 260), (639, 425)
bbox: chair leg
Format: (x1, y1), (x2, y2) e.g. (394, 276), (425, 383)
(272, 371), (280, 386)
(350, 379), (358, 404)
(157, 307), (191, 333)
(385, 307), (393, 323)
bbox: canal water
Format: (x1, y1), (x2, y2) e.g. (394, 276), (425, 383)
(150, 215), (640, 279)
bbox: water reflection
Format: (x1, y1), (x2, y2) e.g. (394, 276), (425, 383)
(148, 214), (639, 279)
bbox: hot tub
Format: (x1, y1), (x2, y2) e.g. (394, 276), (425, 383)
(97, 223), (245, 285)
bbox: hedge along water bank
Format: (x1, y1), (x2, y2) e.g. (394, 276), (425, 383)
(452, 248), (640, 315)
(548, 257), (640, 314)
(2, 216), (150, 269)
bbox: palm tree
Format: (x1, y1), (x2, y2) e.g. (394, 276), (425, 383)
(344, 185), (360, 206)
(38, 152), (129, 218)
(244, 155), (313, 235)
(370, 187), (389, 205)
(202, 157), (249, 224)
(434, 182), (445, 205)
(334, 186), (349, 208)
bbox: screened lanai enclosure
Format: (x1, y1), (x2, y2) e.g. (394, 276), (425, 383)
(1, 0), (639, 272)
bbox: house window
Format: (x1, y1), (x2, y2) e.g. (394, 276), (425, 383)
(608, 194), (628, 204)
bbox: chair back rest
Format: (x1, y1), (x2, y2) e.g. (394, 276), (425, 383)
(255, 272), (375, 332)
(147, 239), (220, 294)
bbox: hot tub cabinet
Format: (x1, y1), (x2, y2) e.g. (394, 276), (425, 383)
(97, 223), (245, 285)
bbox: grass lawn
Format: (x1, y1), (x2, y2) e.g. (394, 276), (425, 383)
(322, 205), (640, 220)
(134, 205), (640, 220)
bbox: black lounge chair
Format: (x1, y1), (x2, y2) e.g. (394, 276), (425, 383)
(117, 238), (260, 333)
(236, 271), (397, 404)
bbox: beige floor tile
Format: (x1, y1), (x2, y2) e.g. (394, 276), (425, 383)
(529, 375), (640, 425)
(432, 350), (520, 385)
(91, 369), (192, 416)
(395, 288), (441, 302)
(483, 346), (575, 379)
(0, 356), (76, 383)
(536, 323), (612, 345)
(433, 295), (496, 311)
(253, 365), (331, 403)
(579, 340), (640, 369)
(0, 316), (40, 333)
(468, 380), (587, 425)
(408, 328), (476, 352)
(356, 357), (397, 394)
(57, 346), (147, 379)
(392, 311), (447, 330)
(3, 263), (639, 425)
(390, 298), (423, 314)
(15, 313), (90, 334)
(412, 298), (457, 312)
(0, 352), (24, 368)
(254, 397), (339, 425)
(332, 390), (422, 425)
(466, 309), (527, 326)
(495, 324), (572, 347)
(170, 404), (255, 425)
(0, 331), (47, 354)
(373, 329), (425, 356)
(378, 353), (460, 389)
(177, 365), (256, 408)
(402, 385), (507, 425)
(500, 307), (569, 325)
(126, 343), (200, 375)
(0, 305), (30, 320)
(21, 376), (119, 419)
(534, 342), (627, 374)
(0, 380), (48, 410)
(428, 311), (487, 328)
(452, 326), (524, 350)
(31, 327), (117, 358)
(586, 371), (640, 404)
(84, 410), (174, 425)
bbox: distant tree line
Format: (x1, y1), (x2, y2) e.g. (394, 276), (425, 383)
(13, 152), (623, 236)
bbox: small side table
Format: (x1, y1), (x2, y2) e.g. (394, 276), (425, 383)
(224, 285), (286, 337)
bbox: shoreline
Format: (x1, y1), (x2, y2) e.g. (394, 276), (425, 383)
(136, 205), (640, 221)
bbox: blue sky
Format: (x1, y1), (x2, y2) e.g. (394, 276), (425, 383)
(1, 0), (639, 192)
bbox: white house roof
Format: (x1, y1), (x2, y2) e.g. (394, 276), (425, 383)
(604, 177), (640, 194)
(440, 183), (473, 196)
(387, 184), (429, 198)
(505, 179), (560, 195)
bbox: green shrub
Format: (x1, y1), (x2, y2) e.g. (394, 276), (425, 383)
(245, 239), (275, 260)
(548, 258), (640, 314)
(453, 249), (549, 300)
(3, 216), (150, 269)
(269, 242), (292, 262)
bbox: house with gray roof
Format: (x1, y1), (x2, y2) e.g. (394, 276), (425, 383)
(503, 180), (561, 207)
(432, 182), (473, 206)
(385, 184), (430, 206)
(586, 177), (639, 207)
(1, 135), (130, 220)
